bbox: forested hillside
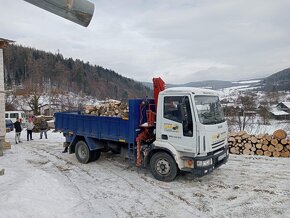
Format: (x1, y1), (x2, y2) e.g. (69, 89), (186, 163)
(3, 44), (151, 100)
(261, 68), (290, 91)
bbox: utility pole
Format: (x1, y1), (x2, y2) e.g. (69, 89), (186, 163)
(0, 38), (14, 157)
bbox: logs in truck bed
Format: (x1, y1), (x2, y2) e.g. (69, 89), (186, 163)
(83, 100), (129, 119)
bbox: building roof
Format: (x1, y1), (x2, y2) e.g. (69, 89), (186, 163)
(281, 102), (290, 109)
(162, 87), (220, 96)
(0, 38), (15, 48)
(270, 107), (289, 116)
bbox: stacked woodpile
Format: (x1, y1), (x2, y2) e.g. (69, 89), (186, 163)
(33, 116), (54, 132)
(83, 100), (129, 118)
(228, 129), (290, 158)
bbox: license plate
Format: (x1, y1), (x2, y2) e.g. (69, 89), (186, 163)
(218, 153), (226, 161)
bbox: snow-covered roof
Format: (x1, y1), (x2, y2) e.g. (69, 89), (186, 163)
(270, 107), (289, 116)
(281, 102), (290, 109)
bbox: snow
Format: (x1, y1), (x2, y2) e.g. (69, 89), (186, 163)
(232, 80), (261, 84)
(1, 131), (290, 217)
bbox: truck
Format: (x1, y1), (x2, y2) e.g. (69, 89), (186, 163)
(55, 78), (229, 182)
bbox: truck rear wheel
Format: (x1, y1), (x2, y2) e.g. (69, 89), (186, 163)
(90, 150), (101, 161)
(75, 141), (90, 164)
(149, 152), (178, 182)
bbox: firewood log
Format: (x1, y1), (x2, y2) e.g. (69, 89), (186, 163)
(275, 144), (283, 152)
(270, 139), (278, 146)
(228, 137), (236, 143)
(273, 129), (287, 140)
(242, 134), (250, 139)
(272, 151), (280, 157)
(268, 145), (275, 152)
(264, 151), (272, 157)
(243, 149), (251, 155)
(236, 137), (242, 143)
(256, 150), (264, 155)
(245, 143), (252, 150)
(256, 143), (262, 149)
(238, 130), (247, 136)
(256, 134), (265, 139)
(250, 136), (258, 144)
(281, 138), (288, 145)
(262, 139), (269, 146)
(280, 150), (290, 158)
(265, 134), (272, 141)
(262, 144), (268, 151)
(229, 132), (238, 137)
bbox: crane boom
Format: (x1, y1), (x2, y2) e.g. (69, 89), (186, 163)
(153, 77), (166, 108)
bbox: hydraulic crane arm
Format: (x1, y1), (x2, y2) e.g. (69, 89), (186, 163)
(153, 77), (166, 108)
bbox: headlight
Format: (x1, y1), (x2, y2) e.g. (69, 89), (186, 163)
(196, 159), (212, 167)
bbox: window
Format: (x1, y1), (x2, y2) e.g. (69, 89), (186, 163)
(10, 113), (18, 119)
(5, 114), (8, 118)
(164, 96), (193, 137)
(164, 96), (183, 123)
(195, 95), (225, 125)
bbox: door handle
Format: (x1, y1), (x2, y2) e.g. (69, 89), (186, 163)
(161, 134), (168, 140)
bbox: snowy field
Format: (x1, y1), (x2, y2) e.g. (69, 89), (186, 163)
(1, 131), (290, 218)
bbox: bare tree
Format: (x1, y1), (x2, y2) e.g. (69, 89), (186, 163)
(22, 80), (44, 115)
(226, 95), (256, 131)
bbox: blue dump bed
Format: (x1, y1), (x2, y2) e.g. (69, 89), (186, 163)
(55, 99), (154, 145)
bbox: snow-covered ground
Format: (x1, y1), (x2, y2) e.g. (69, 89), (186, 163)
(1, 131), (290, 218)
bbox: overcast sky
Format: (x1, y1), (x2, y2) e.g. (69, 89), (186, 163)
(1, 0), (290, 84)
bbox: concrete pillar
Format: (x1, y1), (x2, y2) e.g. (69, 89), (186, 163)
(0, 48), (5, 156)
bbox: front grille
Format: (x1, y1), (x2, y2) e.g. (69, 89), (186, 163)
(212, 139), (225, 149)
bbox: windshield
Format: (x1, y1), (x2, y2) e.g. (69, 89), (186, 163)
(194, 95), (225, 125)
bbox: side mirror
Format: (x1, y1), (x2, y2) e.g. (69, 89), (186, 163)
(24, 0), (95, 27)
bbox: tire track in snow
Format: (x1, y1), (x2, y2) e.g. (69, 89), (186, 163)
(24, 143), (204, 217)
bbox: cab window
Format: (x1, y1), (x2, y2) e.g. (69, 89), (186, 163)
(164, 96), (193, 137)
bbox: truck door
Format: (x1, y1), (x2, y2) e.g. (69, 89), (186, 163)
(161, 95), (196, 153)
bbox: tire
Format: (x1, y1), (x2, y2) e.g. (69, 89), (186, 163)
(75, 141), (90, 164)
(149, 152), (178, 182)
(90, 150), (101, 161)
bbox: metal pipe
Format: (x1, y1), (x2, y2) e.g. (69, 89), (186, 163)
(24, 0), (95, 27)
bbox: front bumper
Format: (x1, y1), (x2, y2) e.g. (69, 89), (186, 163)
(181, 146), (229, 176)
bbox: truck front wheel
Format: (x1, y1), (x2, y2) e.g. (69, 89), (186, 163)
(149, 152), (178, 182)
(75, 141), (90, 164)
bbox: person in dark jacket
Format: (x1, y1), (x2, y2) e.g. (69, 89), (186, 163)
(14, 118), (22, 144)
(40, 118), (48, 139)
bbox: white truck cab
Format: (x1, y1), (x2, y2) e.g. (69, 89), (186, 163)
(147, 87), (228, 181)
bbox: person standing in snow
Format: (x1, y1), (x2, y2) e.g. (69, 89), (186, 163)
(40, 118), (48, 139)
(14, 118), (22, 144)
(27, 119), (34, 141)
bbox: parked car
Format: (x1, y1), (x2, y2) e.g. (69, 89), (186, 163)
(5, 119), (14, 132)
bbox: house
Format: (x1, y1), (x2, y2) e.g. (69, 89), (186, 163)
(39, 104), (63, 116)
(277, 102), (290, 113)
(269, 106), (290, 120)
